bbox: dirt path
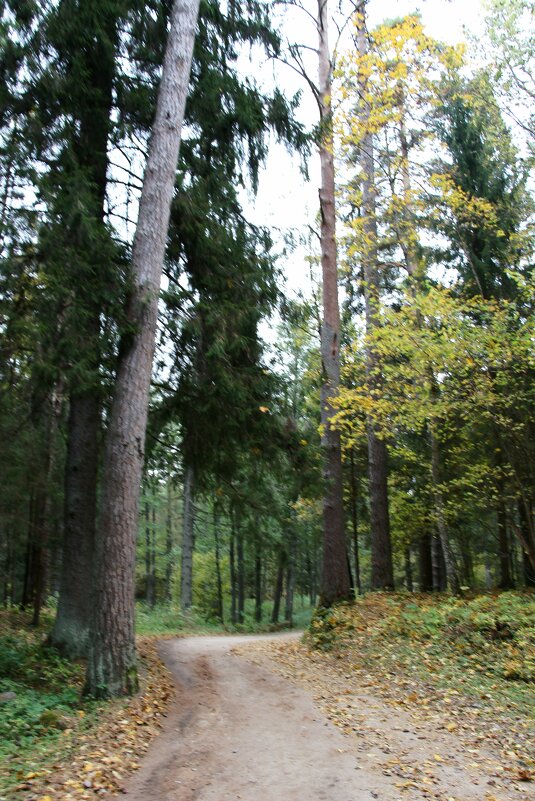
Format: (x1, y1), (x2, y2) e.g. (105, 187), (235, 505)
(120, 633), (533, 801)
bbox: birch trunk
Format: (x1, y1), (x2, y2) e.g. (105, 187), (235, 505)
(85, 0), (200, 697)
(430, 426), (460, 594)
(317, 0), (351, 607)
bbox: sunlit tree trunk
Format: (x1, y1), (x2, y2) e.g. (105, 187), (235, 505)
(317, 0), (351, 607)
(85, 0), (200, 697)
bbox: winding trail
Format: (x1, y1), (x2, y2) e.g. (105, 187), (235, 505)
(122, 633), (391, 801)
(120, 633), (532, 801)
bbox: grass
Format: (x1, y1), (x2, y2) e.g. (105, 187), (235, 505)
(0, 610), (100, 799)
(135, 597), (314, 636)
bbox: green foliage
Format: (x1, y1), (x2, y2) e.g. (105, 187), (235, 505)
(379, 593), (535, 684)
(135, 604), (186, 636)
(0, 684), (79, 750)
(308, 592), (535, 693)
(0, 625), (86, 758)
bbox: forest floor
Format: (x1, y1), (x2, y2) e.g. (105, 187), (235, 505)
(2, 593), (534, 801)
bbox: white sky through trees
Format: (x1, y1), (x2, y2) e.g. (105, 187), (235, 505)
(249, 0), (484, 296)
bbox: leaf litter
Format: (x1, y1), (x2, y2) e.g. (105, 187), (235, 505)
(6, 593), (534, 801)
(4, 638), (175, 801)
(236, 593), (534, 801)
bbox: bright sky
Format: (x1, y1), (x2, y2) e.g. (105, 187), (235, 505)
(248, 0), (485, 296)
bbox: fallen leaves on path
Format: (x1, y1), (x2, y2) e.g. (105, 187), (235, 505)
(236, 594), (534, 801)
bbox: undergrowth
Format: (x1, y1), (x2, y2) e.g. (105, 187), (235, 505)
(0, 615), (86, 745)
(307, 591), (535, 713)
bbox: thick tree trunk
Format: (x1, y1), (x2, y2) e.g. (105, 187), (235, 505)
(284, 549), (295, 624)
(230, 513), (237, 624)
(50, 396), (99, 655)
(25, 383), (62, 626)
(367, 432), (393, 589)
(237, 523), (245, 624)
(144, 489), (156, 608)
(431, 534), (446, 591)
(85, 0), (199, 697)
(236, 519), (245, 623)
(180, 464), (195, 612)
(404, 547), (413, 592)
(518, 501), (535, 586)
(151, 490), (157, 604)
(355, 10), (394, 591)
(254, 532), (262, 623)
(317, 0), (351, 607)
(459, 536), (474, 589)
(3, 530), (14, 605)
(418, 533), (433, 591)
(349, 449), (362, 595)
(497, 500), (513, 590)
(51, 1), (116, 657)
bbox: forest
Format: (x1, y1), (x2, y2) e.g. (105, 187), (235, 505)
(0, 0), (533, 797)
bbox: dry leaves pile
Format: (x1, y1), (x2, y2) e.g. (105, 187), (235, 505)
(11, 639), (175, 801)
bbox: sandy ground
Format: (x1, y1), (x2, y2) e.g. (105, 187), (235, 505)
(120, 633), (533, 801)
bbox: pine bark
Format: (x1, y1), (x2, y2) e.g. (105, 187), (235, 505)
(237, 523), (245, 624)
(317, 0), (351, 607)
(85, 0), (200, 697)
(50, 396), (99, 654)
(418, 533), (433, 591)
(497, 500), (513, 589)
(349, 449), (362, 595)
(356, 11), (394, 590)
(213, 506), (224, 624)
(517, 500), (535, 583)
(230, 513), (237, 624)
(254, 527), (262, 623)
(51, 2), (116, 657)
(284, 549), (295, 624)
